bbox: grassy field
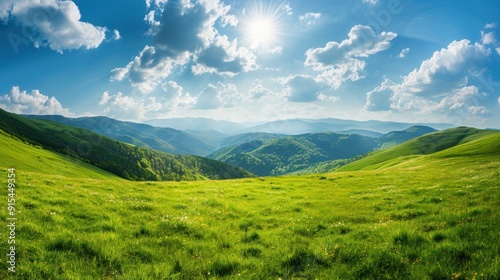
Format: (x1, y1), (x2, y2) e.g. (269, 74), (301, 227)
(0, 129), (499, 279)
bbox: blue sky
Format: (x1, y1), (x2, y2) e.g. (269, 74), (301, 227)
(1, 0), (499, 128)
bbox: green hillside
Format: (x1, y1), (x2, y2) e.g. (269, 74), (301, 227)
(0, 129), (118, 180)
(0, 124), (498, 279)
(208, 133), (379, 176)
(208, 127), (436, 176)
(338, 127), (499, 171)
(26, 115), (218, 156)
(0, 109), (253, 181)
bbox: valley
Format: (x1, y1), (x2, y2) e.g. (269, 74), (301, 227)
(0, 113), (498, 279)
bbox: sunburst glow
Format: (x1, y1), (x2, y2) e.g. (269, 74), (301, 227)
(242, 1), (285, 50)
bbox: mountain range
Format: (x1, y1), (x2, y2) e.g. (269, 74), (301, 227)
(1, 109), (252, 181)
(146, 117), (454, 135)
(207, 126), (437, 176)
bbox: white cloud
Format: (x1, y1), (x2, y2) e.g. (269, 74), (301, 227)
(363, 0), (379, 5)
(98, 91), (163, 121)
(364, 78), (395, 111)
(280, 75), (324, 102)
(496, 47), (500, 55)
(397, 39), (490, 97)
(0, 0), (107, 53)
(498, 96), (500, 105)
(299, 13), (322, 27)
(194, 82), (241, 110)
(248, 80), (273, 99)
(436, 86), (487, 114)
(110, 46), (190, 93)
(112, 29), (121, 40)
(192, 35), (257, 76)
(365, 40), (493, 123)
(281, 2), (293, 16)
(113, 0), (253, 92)
(398, 48), (410, 58)
(0, 86), (72, 115)
(305, 25), (397, 89)
(160, 81), (196, 109)
(481, 31), (497, 45)
(98, 82), (196, 120)
(485, 22), (497, 29)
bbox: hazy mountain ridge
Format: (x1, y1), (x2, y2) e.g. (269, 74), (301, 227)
(147, 117), (455, 135)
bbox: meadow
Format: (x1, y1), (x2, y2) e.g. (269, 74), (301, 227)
(0, 130), (499, 279)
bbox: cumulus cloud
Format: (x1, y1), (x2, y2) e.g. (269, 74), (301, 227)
(112, 0), (253, 93)
(0, 86), (72, 115)
(498, 96), (500, 105)
(280, 75), (324, 102)
(0, 0), (107, 53)
(364, 79), (395, 111)
(98, 82), (195, 120)
(485, 22), (497, 29)
(98, 91), (163, 120)
(305, 25), (397, 89)
(160, 81), (197, 109)
(110, 46), (190, 93)
(365, 40), (492, 122)
(299, 13), (322, 27)
(363, 0), (379, 5)
(396, 39), (490, 97)
(398, 48), (410, 58)
(281, 2), (293, 16)
(112, 29), (121, 40)
(481, 31), (496, 45)
(192, 35), (257, 76)
(248, 80), (273, 99)
(194, 82), (241, 110)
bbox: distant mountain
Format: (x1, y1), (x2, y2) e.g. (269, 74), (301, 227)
(145, 117), (260, 135)
(378, 125), (437, 148)
(207, 126), (437, 176)
(338, 127), (500, 172)
(147, 117), (454, 136)
(219, 132), (285, 148)
(1, 109), (253, 181)
(335, 129), (383, 138)
(208, 133), (379, 176)
(240, 118), (454, 135)
(26, 115), (218, 156)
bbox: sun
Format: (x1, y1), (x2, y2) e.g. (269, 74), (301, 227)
(242, 1), (285, 50)
(245, 17), (277, 47)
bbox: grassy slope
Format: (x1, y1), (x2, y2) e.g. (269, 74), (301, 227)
(0, 128), (498, 279)
(26, 115), (218, 156)
(0, 129), (118, 180)
(0, 109), (253, 181)
(337, 127), (497, 171)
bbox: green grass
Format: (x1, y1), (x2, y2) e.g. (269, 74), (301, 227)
(0, 128), (499, 279)
(337, 127), (498, 171)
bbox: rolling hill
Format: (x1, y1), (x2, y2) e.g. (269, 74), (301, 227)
(337, 127), (500, 172)
(26, 115), (218, 156)
(207, 126), (437, 176)
(0, 122), (498, 279)
(208, 133), (379, 176)
(0, 109), (253, 181)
